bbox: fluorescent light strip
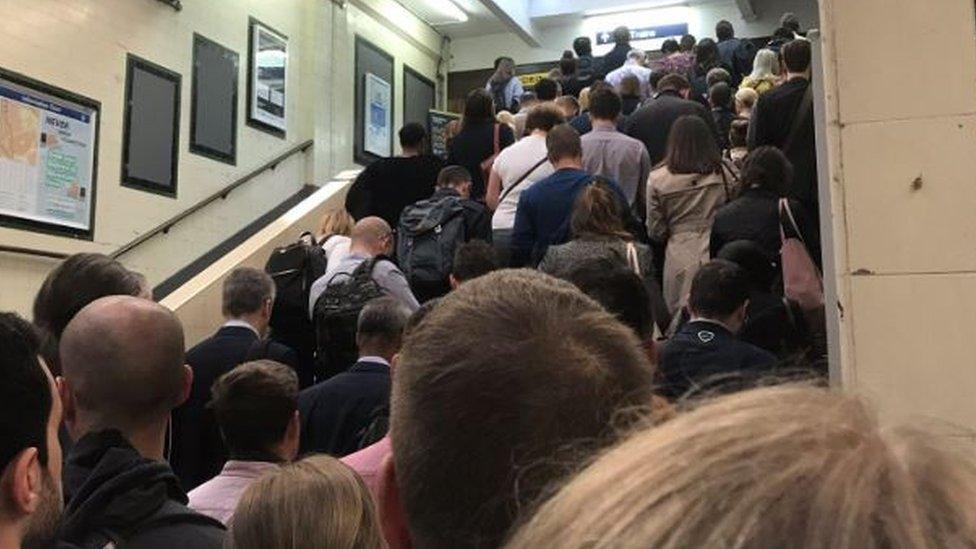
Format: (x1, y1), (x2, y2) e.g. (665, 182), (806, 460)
(420, 0), (469, 23)
(583, 0), (687, 17)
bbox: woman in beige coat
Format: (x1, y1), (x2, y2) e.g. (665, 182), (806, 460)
(647, 115), (740, 313)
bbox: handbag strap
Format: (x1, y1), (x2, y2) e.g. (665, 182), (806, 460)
(782, 82), (813, 154)
(499, 157), (548, 203)
(492, 123), (500, 156)
(779, 198), (807, 246)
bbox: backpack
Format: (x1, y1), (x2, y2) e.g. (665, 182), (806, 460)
(312, 257), (387, 381)
(397, 194), (466, 288)
(265, 232), (327, 380)
(733, 39), (758, 82)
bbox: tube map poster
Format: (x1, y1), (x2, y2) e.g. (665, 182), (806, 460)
(0, 73), (97, 236)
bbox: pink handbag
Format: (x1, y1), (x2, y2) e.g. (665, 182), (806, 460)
(780, 199), (823, 311)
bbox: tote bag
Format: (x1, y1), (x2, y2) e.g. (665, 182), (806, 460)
(779, 198), (823, 311)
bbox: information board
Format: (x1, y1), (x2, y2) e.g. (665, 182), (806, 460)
(0, 69), (98, 238)
(427, 109), (460, 161)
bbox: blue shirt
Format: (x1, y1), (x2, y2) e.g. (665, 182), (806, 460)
(510, 168), (627, 267)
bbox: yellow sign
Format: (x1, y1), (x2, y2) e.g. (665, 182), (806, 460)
(518, 72), (551, 88)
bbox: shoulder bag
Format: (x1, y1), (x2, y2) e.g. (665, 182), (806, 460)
(498, 157), (548, 203)
(479, 124), (501, 184)
(780, 198), (823, 311)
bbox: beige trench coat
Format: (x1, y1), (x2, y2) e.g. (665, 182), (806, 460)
(646, 161), (740, 313)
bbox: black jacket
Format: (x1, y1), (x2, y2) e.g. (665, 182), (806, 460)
(749, 78), (819, 230)
(710, 188), (819, 265)
(447, 121), (515, 200)
(658, 320), (778, 399)
(624, 90), (719, 165)
(345, 155), (444, 228)
(601, 43), (631, 75)
(171, 326), (298, 491)
(712, 107), (737, 150)
(298, 360), (391, 457)
(58, 430), (224, 548)
(739, 292), (814, 361)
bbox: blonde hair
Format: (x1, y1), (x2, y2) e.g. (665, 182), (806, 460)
(316, 209), (354, 241)
(496, 110), (517, 134)
(227, 455), (385, 549)
(507, 385), (976, 549)
(735, 87), (759, 114)
(749, 48), (779, 80)
(578, 87), (591, 111)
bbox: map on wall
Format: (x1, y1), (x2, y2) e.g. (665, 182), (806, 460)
(0, 70), (98, 237)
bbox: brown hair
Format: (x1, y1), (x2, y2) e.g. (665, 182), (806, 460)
(228, 455), (385, 549)
(391, 269), (654, 548)
(209, 360), (298, 459)
(663, 115), (723, 175)
(570, 180), (631, 240)
(656, 73), (691, 93)
(525, 104), (564, 133)
(33, 253), (146, 374)
(507, 385), (976, 548)
(316, 209), (354, 241)
(618, 74), (641, 98)
(546, 124), (582, 163)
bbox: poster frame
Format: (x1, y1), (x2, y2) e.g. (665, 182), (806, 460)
(0, 66), (100, 240)
(121, 53), (182, 198)
(353, 35), (395, 165)
(190, 33), (239, 165)
(363, 72), (393, 158)
(246, 17), (288, 138)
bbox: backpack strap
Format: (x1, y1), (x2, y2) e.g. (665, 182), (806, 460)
(499, 157), (548, 203)
(782, 82), (813, 154)
(492, 123), (500, 156)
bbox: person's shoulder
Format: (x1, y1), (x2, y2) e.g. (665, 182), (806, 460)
(125, 501), (225, 548)
(462, 198), (488, 214)
(733, 337), (779, 365)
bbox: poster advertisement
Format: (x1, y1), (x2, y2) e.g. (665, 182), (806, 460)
(0, 71), (97, 236)
(248, 20), (288, 135)
(364, 72), (392, 158)
(427, 109), (460, 160)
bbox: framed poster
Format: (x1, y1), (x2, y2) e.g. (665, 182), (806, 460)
(0, 68), (99, 238)
(427, 109), (460, 161)
(190, 34), (239, 165)
(364, 73), (392, 158)
(354, 36), (394, 165)
(122, 54), (181, 197)
(403, 65), (435, 127)
(247, 18), (287, 137)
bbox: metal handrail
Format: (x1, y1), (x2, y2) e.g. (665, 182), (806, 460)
(110, 139), (314, 259)
(0, 244), (70, 260)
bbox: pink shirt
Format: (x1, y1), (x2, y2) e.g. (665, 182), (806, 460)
(342, 436), (392, 496)
(343, 437), (412, 549)
(187, 460), (279, 525)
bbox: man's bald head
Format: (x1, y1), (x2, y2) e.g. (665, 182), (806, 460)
(60, 296), (186, 431)
(350, 217), (393, 256)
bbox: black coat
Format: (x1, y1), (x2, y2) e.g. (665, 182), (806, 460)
(601, 43), (631, 75)
(749, 78), (819, 230)
(624, 91), (719, 165)
(58, 430), (224, 548)
(345, 155), (444, 228)
(710, 188), (819, 265)
(171, 326), (298, 491)
(447, 121), (515, 200)
(658, 320), (778, 399)
(298, 360), (391, 457)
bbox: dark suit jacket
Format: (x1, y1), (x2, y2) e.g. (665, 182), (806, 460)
(658, 320), (777, 399)
(171, 325), (298, 491)
(710, 188), (819, 266)
(749, 78), (819, 230)
(624, 90), (719, 165)
(298, 360), (391, 457)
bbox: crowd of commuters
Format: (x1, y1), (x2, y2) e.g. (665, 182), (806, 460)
(6, 12), (975, 549)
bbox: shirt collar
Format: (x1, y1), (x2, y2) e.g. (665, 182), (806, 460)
(359, 356), (391, 367)
(590, 120), (618, 132)
(221, 460), (280, 478)
(222, 319), (260, 337)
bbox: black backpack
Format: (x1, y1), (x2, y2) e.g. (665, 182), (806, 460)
(733, 39), (758, 82)
(312, 257), (387, 381)
(397, 195), (466, 289)
(265, 232), (327, 384)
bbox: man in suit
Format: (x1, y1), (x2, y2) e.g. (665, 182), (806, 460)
(659, 260), (778, 400)
(298, 296), (410, 457)
(171, 267), (298, 491)
(749, 39), (819, 233)
(624, 73), (719, 165)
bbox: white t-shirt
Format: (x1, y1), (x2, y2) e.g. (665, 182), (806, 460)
(491, 134), (554, 230)
(320, 234), (351, 283)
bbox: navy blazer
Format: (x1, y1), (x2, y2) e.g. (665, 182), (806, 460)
(171, 325), (298, 491)
(658, 320), (778, 399)
(298, 360), (391, 457)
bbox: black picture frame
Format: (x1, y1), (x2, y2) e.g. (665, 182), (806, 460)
(0, 67), (100, 240)
(354, 35), (395, 166)
(190, 33), (239, 165)
(121, 54), (181, 198)
(403, 64), (436, 125)
(246, 17), (288, 138)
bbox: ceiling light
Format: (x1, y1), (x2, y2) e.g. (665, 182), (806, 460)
(583, 0), (687, 17)
(416, 0), (468, 23)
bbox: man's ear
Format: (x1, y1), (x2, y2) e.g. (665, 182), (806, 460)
(449, 274), (461, 290)
(177, 365), (193, 407)
(4, 448), (42, 516)
(57, 377), (78, 440)
(263, 298), (274, 320)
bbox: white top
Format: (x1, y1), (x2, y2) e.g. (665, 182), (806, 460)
(604, 61), (653, 96)
(320, 234), (351, 283)
(490, 134), (554, 230)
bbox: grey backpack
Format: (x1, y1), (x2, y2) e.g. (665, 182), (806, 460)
(397, 194), (466, 286)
